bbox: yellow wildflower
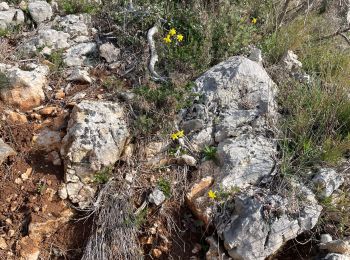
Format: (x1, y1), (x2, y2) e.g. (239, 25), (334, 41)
(251, 17), (257, 24)
(170, 130), (185, 140)
(163, 34), (171, 44)
(177, 130), (184, 138)
(208, 190), (217, 200)
(169, 28), (176, 36)
(176, 34), (184, 42)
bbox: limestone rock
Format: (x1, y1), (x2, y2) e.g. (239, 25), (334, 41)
(178, 154), (197, 166)
(281, 50), (302, 71)
(182, 56), (277, 199)
(28, 1), (52, 23)
(67, 68), (92, 83)
(321, 234), (333, 244)
(58, 14), (90, 36)
(0, 8), (24, 30)
(99, 42), (120, 63)
(216, 134), (276, 189)
(149, 189), (166, 206)
(61, 100), (129, 207)
(37, 29), (70, 50)
(312, 168), (344, 198)
(0, 2), (9, 11)
(64, 42), (97, 66)
(0, 138), (16, 164)
(0, 63), (49, 110)
(216, 187), (322, 260)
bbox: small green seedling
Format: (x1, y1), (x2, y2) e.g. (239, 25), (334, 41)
(203, 145), (217, 161)
(93, 167), (112, 184)
(157, 178), (171, 198)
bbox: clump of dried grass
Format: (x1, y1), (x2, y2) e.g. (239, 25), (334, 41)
(81, 179), (141, 260)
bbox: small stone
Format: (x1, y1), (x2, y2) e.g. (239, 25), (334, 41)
(321, 234), (333, 244)
(248, 47), (263, 64)
(0, 2), (9, 11)
(15, 178), (23, 184)
(67, 68), (92, 84)
(58, 184), (68, 200)
(0, 237), (7, 250)
(6, 110), (28, 124)
(312, 168), (344, 198)
(8, 229), (15, 237)
(30, 113), (42, 120)
(55, 89), (65, 99)
(5, 218), (12, 225)
(125, 172), (133, 183)
(99, 42), (120, 63)
(40, 46), (52, 56)
(0, 138), (16, 164)
(149, 189), (166, 206)
(281, 50), (302, 71)
(151, 248), (162, 258)
(21, 167), (32, 181)
(39, 106), (57, 116)
(179, 154), (197, 166)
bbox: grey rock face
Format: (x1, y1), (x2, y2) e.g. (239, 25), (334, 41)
(183, 56), (277, 190)
(217, 134), (276, 188)
(37, 29), (70, 50)
(58, 14), (90, 36)
(28, 1), (53, 23)
(0, 8), (24, 30)
(61, 100), (129, 208)
(216, 187), (322, 260)
(64, 42), (97, 66)
(0, 138), (16, 164)
(67, 68), (92, 83)
(312, 168), (344, 198)
(148, 189), (166, 206)
(183, 56), (324, 259)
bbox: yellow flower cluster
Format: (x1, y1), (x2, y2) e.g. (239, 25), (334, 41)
(163, 28), (184, 44)
(170, 130), (184, 140)
(208, 190), (217, 200)
(251, 17), (257, 24)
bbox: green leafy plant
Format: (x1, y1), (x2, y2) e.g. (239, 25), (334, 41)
(157, 178), (171, 198)
(93, 167), (112, 184)
(59, 0), (100, 14)
(36, 181), (47, 195)
(202, 145), (217, 161)
(48, 50), (65, 71)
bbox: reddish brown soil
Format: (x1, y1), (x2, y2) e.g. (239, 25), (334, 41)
(0, 105), (91, 259)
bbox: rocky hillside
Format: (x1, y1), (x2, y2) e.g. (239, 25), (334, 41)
(0, 0), (350, 259)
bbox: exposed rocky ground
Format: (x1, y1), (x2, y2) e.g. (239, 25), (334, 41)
(0, 0), (350, 260)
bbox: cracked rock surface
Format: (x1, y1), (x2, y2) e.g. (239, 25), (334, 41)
(60, 100), (129, 208)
